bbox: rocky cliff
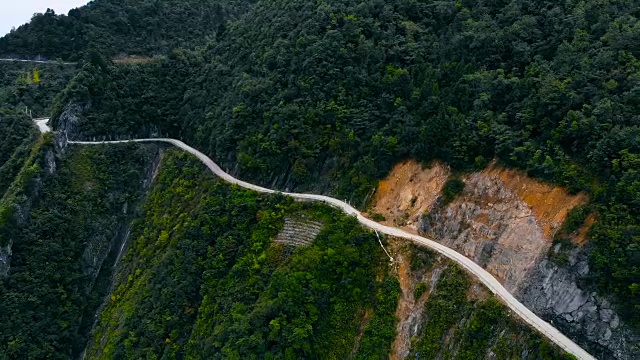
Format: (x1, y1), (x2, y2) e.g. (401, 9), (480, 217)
(371, 159), (640, 359)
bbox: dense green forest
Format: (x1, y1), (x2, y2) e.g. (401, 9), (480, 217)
(0, 112), (38, 195)
(86, 149), (400, 359)
(40, 0), (640, 326)
(1, 0), (638, 357)
(0, 141), (572, 358)
(0, 0), (255, 60)
(0, 142), (157, 358)
(0, 58), (78, 196)
(0, 62), (78, 117)
(86, 149), (572, 360)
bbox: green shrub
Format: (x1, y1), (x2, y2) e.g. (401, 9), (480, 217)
(442, 178), (465, 205)
(414, 282), (428, 301)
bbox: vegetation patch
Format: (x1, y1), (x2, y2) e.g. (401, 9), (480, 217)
(0, 62), (77, 117)
(408, 263), (575, 359)
(88, 149), (400, 359)
(413, 282), (428, 301)
(0, 143), (156, 358)
(441, 177), (466, 205)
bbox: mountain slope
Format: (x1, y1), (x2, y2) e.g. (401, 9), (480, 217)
(0, 141), (573, 359)
(0, 0), (638, 358)
(0, 141), (159, 358)
(0, 0), (255, 60)
(51, 0), (639, 340)
(0, 113), (38, 195)
(0, 61), (78, 117)
(86, 149), (399, 359)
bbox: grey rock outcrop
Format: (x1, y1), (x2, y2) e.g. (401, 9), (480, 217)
(420, 172), (553, 293)
(417, 170), (640, 359)
(517, 247), (640, 360)
(53, 102), (84, 149)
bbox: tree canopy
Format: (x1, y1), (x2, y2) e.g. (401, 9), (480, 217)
(0, 0), (255, 61)
(0, 0), (638, 354)
(38, 0), (640, 325)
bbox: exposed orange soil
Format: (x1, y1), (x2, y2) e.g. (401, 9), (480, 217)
(390, 253), (412, 360)
(372, 159), (592, 294)
(486, 164), (589, 239)
(475, 212), (490, 226)
(372, 159), (589, 243)
(371, 160), (450, 229)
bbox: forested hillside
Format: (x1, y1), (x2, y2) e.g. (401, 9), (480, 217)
(85, 149), (400, 359)
(0, 141), (158, 358)
(0, 61), (78, 117)
(0, 0), (255, 60)
(0, 60), (78, 194)
(1, 0), (639, 358)
(0, 112), (38, 195)
(0, 140), (572, 358)
(47, 0), (640, 330)
(84, 149), (572, 360)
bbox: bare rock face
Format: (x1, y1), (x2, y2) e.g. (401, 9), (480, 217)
(419, 165), (591, 292)
(53, 102), (83, 148)
(45, 149), (57, 174)
(417, 170), (639, 359)
(517, 247), (640, 360)
(421, 171), (549, 292)
(374, 160), (640, 359)
(389, 243), (447, 360)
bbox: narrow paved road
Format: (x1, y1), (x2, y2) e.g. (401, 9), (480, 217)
(0, 58), (76, 65)
(67, 138), (596, 360)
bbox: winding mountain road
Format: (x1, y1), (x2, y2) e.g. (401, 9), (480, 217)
(64, 137), (596, 360)
(0, 58), (76, 65)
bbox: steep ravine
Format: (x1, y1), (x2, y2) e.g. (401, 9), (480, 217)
(371, 159), (639, 359)
(76, 146), (164, 358)
(0, 139), (161, 358)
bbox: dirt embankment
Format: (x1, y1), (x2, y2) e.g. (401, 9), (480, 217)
(372, 160), (589, 293)
(486, 166), (588, 239)
(370, 160), (450, 230)
(388, 238), (494, 360)
(388, 239), (446, 360)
